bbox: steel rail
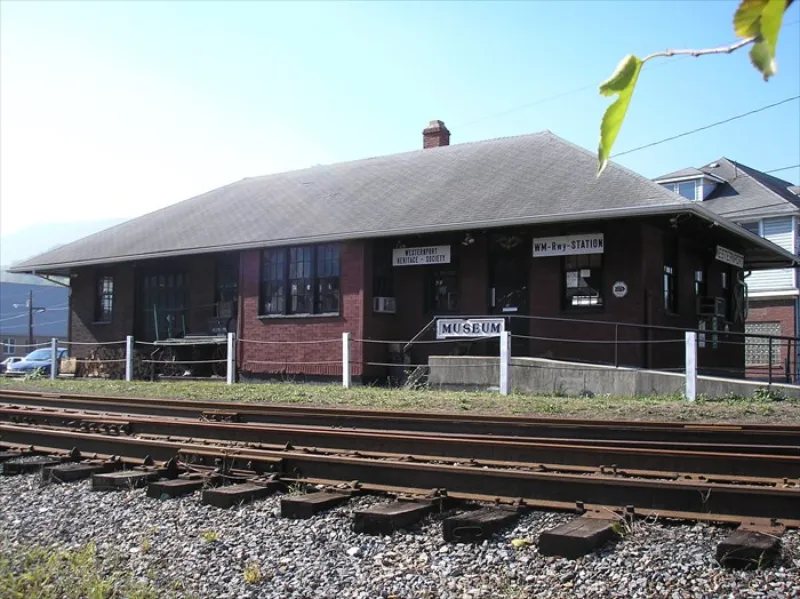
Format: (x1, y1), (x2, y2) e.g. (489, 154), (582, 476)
(2, 389), (799, 445)
(1, 405), (799, 478)
(2, 403), (797, 456)
(1, 424), (798, 524)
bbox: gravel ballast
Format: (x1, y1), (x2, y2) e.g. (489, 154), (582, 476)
(1, 474), (798, 598)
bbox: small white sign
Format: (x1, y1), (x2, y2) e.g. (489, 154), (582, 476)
(566, 271), (580, 288)
(436, 318), (505, 339)
(612, 281), (628, 298)
(715, 245), (744, 269)
(533, 233), (604, 257)
(393, 245), (451, 266)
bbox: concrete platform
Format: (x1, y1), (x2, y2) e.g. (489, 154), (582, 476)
(538, 517), (619, 558)
(91, 469), (161, 491)
(443, 508), (519, 543)
(147, 475), (214, 499)
(353, 501), (435, 535)
(1, 456), (63, 475)
(281, 492), (350, 519)
(201, 481), (280, 509)
(43, 461), (117, 483)
(716, 529), (782, 569)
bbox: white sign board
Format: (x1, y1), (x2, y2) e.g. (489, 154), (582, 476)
(436, 318), (505, 339)
(533, 233), (604, 257)
(715, 245), (744, 269)
(393, 245), (451, 266)
(612, 281), (628, 298)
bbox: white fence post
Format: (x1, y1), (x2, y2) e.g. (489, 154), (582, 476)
(226, 332), (235, 385)
(499, 330), (510, 396)
(125, 335), (134, 382)
(685, 331), (697, 401)
(342, 332), (351, 388)
(50, 338), (57, 380)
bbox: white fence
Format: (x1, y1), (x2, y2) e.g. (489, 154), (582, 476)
(31, 331), (700, 399)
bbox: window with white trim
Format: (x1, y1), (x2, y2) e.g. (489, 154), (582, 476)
(3, 338), (15, 355)
(661, 180), (701, 201)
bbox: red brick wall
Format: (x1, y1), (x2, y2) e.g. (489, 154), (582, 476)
(238, 241), (365, 378)
(70, 265), (136, 357)
(746, 297), (797, 381)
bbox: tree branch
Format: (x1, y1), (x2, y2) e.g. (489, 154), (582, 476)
(643, 36), (756, 63)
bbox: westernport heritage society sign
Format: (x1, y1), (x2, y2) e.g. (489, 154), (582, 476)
(532, 233), (604, 257)
(393, 245), (451, 266)
(436, 318), (505, 339)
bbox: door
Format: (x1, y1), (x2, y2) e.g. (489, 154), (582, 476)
(489, 233), (530, 354)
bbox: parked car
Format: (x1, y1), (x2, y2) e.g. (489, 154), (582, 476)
(0, 356), (23, 374)
(5, 348), (68, 376)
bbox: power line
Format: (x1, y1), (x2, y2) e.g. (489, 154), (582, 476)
(611, 96), (800, 158)
(456, 20), (800, 129)
(763, 164), (800, 174)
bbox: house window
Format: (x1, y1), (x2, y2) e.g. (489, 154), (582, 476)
(661, 180), (700, 201)
(315, 244), (340, 314)
(214, 254), (239, 319)
(663, 236), (678, 314)
(694, 266), (706, 297)
(259, 245), (340, 316)
(372, 240), (394, 298)
(741, 221), (761, 236)
(564, 254), (603, 307)
(745, 322), (781, 366)
(3, 338), (15, 355)
(721, 267), (738, 322)
(94, 275), (114, 322)
(426, 268), (459, 313)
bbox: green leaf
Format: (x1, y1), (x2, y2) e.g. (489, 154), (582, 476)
(597, 54), (643, 176)
(733, 0), (770, 38)
(749, 0), (786, 80)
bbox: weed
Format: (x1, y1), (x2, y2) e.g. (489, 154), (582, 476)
(243, 561), (263, 584)
(200, 530), (220, 543)
(0, 541), (159, 599)
(140, 537), (153, 553)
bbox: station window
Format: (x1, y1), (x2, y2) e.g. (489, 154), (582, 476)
(259, 244), (340, 316)
(94, 275), (114, 322)
(3, 338), (15, 355)
(563, 254), (603, 308)
(372, 240), (394, 298)
(721, 267), (737, 322)
(663, 236), (678, 314)
(426, 267), (459, 313)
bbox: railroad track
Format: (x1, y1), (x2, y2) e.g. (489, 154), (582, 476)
(1, 404), (799, 479)
(1, 388), (798, 564)
(3, 388), (800, 445)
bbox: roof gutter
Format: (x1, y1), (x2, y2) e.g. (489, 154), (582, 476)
(10, 200), (797, 273)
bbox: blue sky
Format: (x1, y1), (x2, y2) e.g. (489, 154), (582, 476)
(1, 0), (799, 237)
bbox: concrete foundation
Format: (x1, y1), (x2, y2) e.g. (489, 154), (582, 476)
(428, 355), (800, 399)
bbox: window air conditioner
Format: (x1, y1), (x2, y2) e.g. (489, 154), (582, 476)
(697, 297), (726, 318)
(373, 296), (397, 314)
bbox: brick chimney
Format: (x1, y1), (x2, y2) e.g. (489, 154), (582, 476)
(422, 120), (450, 149)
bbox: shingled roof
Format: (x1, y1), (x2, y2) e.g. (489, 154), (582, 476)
(656, 157), (800, 220)
(11, 132), (796, 273)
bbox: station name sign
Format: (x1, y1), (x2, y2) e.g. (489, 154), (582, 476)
(436, 318), (505, 339)
(393, 245), (451, 266)
(715, 245), (744, 269)
(533, 233), (604, 257)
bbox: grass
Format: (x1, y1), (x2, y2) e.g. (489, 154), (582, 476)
(2, 377), (800, 424)
(242, 562), (263, 585)
(0, 542), (160, 599)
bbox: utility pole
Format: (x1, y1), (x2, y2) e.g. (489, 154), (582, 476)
(13, 290), (47, 347)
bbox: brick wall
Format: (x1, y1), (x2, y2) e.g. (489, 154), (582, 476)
(746, 297), (797, 381)
(238, 241), (366, 378)
(70, 265), (136, 357)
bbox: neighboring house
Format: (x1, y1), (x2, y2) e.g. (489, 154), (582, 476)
(0, 272), (69, 358)
(654, 159), (800, 379)
(9, 122), (797, 383)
